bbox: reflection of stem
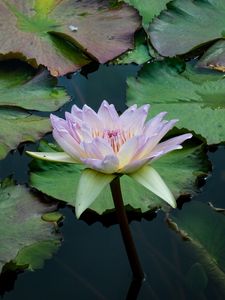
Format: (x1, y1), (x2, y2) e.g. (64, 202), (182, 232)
(126, 279), (142, 300)
(110, 177), (145, 281)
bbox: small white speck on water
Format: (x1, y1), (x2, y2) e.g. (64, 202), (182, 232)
(68, 25), (78, 32)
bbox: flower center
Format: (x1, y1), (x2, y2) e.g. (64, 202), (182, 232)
(103, 129), (126, 153)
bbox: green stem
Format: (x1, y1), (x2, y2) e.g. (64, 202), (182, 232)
(110, 176), (145, 281)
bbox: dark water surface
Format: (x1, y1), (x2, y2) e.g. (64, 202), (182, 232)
(1, 64), (225, 300)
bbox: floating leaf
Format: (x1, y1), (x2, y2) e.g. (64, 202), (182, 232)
(0, 0), (140, 76)
(0, 60), (70, 160)
(0, 179), (62, 274)
(127, 59), (225, 144)
(168, 201), (225, 294)
(124, 0), (170, 26)
(198, 40), (225, 72)
(0, 61), (70, 111)
(29, 140), (209, 215)
(148, 0), (225, 57)
(0, 108), (51, 160)
(112, 31), (151, 65)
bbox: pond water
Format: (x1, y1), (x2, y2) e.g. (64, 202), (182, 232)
(0, 64), (225, 300)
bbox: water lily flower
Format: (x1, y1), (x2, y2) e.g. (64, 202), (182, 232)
(27, 100), (192, 217)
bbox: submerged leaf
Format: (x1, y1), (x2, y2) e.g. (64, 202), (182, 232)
(127, 59), (225, 144)
(0, 179), (62, 274)
(168, 201), (225, 294)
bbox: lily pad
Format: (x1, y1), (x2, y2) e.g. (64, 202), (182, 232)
(0, 0), (140, 76)
(124, 0), (171, 26)
(198, 40), (225, 72)
(29, 140), (209, 215)
(0, 108), (51, 160)
(0, 60), (70, 111)
(148, 0), (225, 57)
(168, 201), (225, 294)
(112, 31), (151, 65)
(126, 59), (225, 144)
(0, 178), (62, 274)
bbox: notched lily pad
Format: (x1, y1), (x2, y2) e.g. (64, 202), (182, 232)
(0, 60), (70, 160)
(0, 178), (62, 274)
(168, 201), (225, 294)
(112, 31), (151, 65)
(198, 40), (225, 72)
(148, 0), (225, 57)
(126, 59), (225, 144)
(28, 140), (210, 215)
(0, 0), (140, 76)
(124, 0), (171, 26)
(0, 108), (51, 160)
(0, 60), (70, 111)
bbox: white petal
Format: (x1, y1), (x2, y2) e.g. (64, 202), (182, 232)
(117, 136), (145, 169)
(75, 169), (116, 218)
(129, 165), (176, 208)
(120, 157), (150, 173)
(26, 151), (77, 163)
(81, 155), (119, 174)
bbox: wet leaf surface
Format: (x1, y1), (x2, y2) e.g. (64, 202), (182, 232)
(0, 178), (62, 274)
(127, 59), (225, 144)
(0, 0), (140, 75)
(29, 140), (210, 215)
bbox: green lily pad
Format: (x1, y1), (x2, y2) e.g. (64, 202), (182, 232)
(0, 60), (70, 111)
(198, 40), (225, 72)
(0, 60), (70, 160)
(124, 0), (171, 26)
(148, 0), (225, 57)
(126, 59), (225, 144)
(0, 178), (62, 274)
(0, 0), (140, 76)
(0, 108), (51, 160)
(168, 201), (225, 294)
(112, 31), (151, 65)
(29, 140), (209, 215)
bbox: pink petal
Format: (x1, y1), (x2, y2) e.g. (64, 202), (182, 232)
(149, 133), (193, 161)
(143, 112), (167, 136)
(120, 104), (150, 134)
(98, 100), (119, 129)
(137, 119), (178, 159)
(50, 114), (68, 130)
(82, 105), (102, 130)
(80, 141), (102, 159)
(81, 155), (119, 174)
(71, 104), (83, 120)
(53, 128), (84, 160)
(93, 137), (115, 157)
